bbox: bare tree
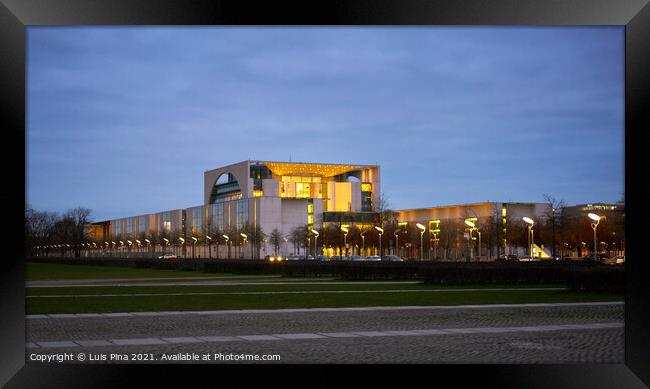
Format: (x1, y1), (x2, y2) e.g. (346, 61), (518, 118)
(269, 228), (283, 256)
(542, 194), (566, 259)
(25, 205), (59, 256)
(376, 192), (398, 225)
(62, 207), (92, 257)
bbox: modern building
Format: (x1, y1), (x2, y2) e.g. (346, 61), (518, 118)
(91, 160), (380, 258)
(394, 202), (551, 260)
(85, 160), (616, 260)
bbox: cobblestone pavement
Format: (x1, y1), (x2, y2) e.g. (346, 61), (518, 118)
(26, 303), (623, 363)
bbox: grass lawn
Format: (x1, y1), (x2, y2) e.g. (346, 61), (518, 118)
(26, 262), (281, 281)
(26, 282), (623, 314)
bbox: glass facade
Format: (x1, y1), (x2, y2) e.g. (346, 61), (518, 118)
(212, 203), (224, 230)
(236, 199), (248, 229)
(126, 218), (133, 235)
(361, 182), (373, 212)
(139, 216), (145, 234)
(280, 176), (322, 198)
(162, 212), (172, 232)
(210, 173), (242, 204)
(191, 206), (203, 235)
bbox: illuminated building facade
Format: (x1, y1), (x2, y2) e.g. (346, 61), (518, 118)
(99, 160), (380, 257)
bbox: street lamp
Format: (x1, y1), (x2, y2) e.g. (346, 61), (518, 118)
(178, 237), (185, 258)
(374, 226), (384, 258)
(223, 235), (230, 259)
(430, 220), (440, 260)
(240, 233), (248, 259)
(340, 226), (349, 258)
(311, 229), (319, 258)
(191, 236), (198, 259)
(588, 213), (601, 262)
(206, 235), (212, 259)
(360, 230), (367, 256)
(394, 229), (401, 257)
(416, 223), (426, 260)
(522, 217), (535, 258)
(464, 220), (476, 260)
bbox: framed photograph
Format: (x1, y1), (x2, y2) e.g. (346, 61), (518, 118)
(2, 0), (648, 387)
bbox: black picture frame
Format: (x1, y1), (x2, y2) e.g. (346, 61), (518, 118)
(1, 0), (648, 387)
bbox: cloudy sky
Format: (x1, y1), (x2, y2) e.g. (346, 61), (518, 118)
(27, 27), (624, 222)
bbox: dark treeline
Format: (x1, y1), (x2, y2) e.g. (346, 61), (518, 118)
(25, 205), (92, 258)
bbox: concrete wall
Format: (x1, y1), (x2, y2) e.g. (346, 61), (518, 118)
(203, 160), (250, 205)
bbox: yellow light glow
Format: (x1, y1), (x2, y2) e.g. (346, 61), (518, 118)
(263, 162), (365, 177)
(253, 190), (263, 197)
(361, 183), (372, 192)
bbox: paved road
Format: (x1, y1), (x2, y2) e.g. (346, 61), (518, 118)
(26, 302), (623, 363)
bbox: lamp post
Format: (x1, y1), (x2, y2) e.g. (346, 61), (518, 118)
(206, 236), (212, 259)
(283, 237), (288, 257)
(375, 226), (384, 258)
(222, 235), (230, 259)
(311, 229), (319, 258)
(360, 231), (367, 256)
(178, 237), (185, 258)
(432, 231), (439, 260)
(240, 233), (248, 259)
(464, 220), (476, 261)
(394, 229), (401, 257)
(340, 226), (349, 258)
(416, 223), (426, 260)
(588, 213), (601, 262)
(191, 236), (198, 259)
(523, 217), (535, 258)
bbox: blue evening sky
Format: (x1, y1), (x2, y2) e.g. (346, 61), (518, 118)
(27, 27), (624, 222)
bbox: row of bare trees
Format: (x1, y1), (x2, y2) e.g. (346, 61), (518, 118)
(25, 205), (92, 258)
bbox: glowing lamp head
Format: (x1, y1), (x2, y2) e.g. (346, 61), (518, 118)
(522, 217), (535, 225)
(416, 223), (426, 231)
(311, 229), (319, 236)
(340, 226), (349, 234)
(240, 233), (247, 239)
(464, 220), (475, 228)
(222, 235), (229, 241)
(374, 226), (384, 233)
(191, 237), (198, 242)
(588, 213), (601, 222)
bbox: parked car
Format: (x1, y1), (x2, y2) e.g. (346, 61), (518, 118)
(496, 254), (518, 262)
(158, 252), (177, 260)
(603, 255), (625, 265)
(265, 255), (284, 262)
(286, 255), (302, 261)
(383, 255), (403, 262)
(365, 255), (381, 261)
(350, 255), (365, 261)
(316, 255), (328, 261)
(518, 256), (539, 262)
(581, 253), (608, 262)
